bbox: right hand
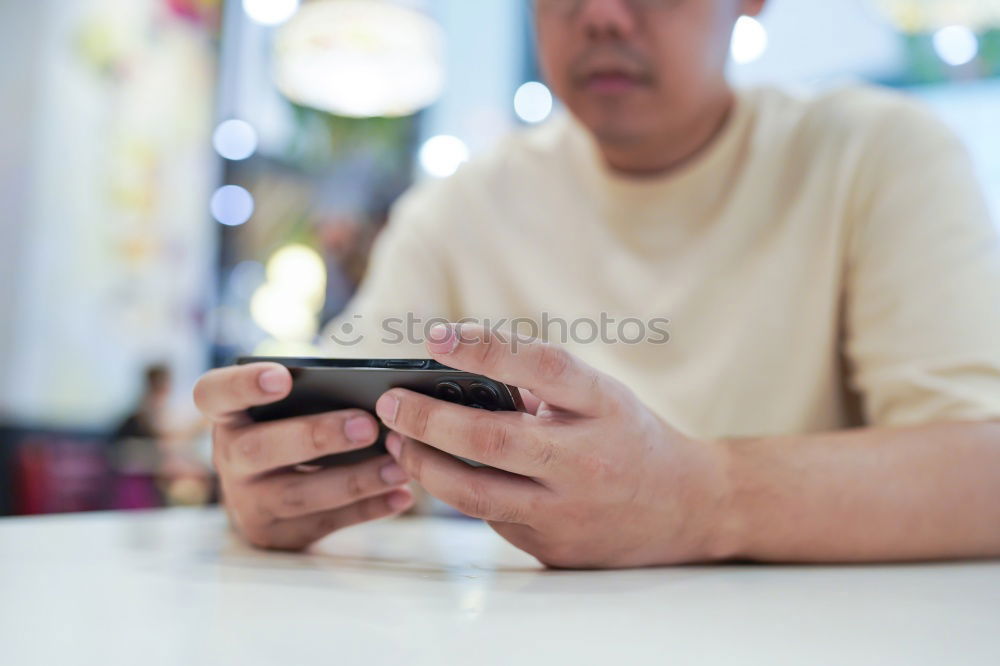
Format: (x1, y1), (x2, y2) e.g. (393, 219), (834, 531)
(193, 362), (415, 551)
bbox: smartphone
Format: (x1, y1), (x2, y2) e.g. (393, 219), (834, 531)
(236, 357), (525, 468)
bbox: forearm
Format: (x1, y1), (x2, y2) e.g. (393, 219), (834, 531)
(716, 421), (1000, 563)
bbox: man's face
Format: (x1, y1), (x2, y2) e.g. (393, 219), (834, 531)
(535, 0), (760, 147)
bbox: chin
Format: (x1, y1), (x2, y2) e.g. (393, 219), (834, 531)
(578, 113), (651, 148)
(571, 100), (657, 144)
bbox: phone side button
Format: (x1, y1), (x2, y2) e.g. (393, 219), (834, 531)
(382, 360), (429, 369)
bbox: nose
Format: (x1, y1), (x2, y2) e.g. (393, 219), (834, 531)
(577, 0), (638, 40)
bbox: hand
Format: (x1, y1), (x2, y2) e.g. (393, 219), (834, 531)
(374, 324), (736, 569)
(193, 363), (414, 551)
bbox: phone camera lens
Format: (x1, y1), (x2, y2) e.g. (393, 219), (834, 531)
(435, 381), (465, 404)
(469, 383), (500, 408)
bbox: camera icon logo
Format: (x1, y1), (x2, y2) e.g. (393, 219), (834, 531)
(329, 314), (364, 347)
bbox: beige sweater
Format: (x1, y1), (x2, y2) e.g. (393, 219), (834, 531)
(322, 85), (1000, 440)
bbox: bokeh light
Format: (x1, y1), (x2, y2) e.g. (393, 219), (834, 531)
(249, 244), (327, 344)
(731, 16), (769, 65)
(242, 0), (299, 27)
(274, 0), (444, 118)
(250, 284), (319, 342)
(266, 244), (327, 310)
(419, 135), (470, 178)
(212, 119), (258, 161)
(210, 185), (254, 227)
(514, 82), (554, 124)
(933, 25), (980, 66)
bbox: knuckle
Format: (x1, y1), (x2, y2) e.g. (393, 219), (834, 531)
(472, 336), (493, 367)
(472, 418), (512, 462)
(344, 470), (365, 500)
(406, 401), (432, 440)
(277, 479), (308, 516)
(226, 369), (250, 407)
(237, 430), (264, 465)
(537, 344), (573, 383)
(482, 334), (509, 371)
(454, 481), (522, 523)
(454, 481), (493, 519)
(308, 416), (332, 453)
(497, 503), (526, 524)
(399, 439), (424, 482)
(577, 451), (613, 482)
(468, 328), (504, 372)
(532, 435), (560, 468)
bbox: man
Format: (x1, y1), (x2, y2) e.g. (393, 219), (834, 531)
(194, 0), (1000, 567)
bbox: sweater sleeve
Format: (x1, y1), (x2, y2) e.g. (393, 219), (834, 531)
(843, 99), (1000, 426)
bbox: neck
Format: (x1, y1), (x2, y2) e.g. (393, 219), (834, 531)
(597, 88), (736, 178)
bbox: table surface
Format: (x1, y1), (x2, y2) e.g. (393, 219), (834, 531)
(1, 508), (998, 666)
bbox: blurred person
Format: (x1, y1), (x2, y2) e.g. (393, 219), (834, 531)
(318, 211), (386, 320)
(195, 0), (1000, 566)
(114, 364), (211, 508)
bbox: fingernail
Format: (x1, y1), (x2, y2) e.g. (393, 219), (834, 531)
(385, 432), (402, 458)
(380, 462), (407, 485)
(376, 393), (399, 425)
(427, 324), (458, 355)
(344, 416), (376, 444)
(388, 490), (412, 511)
(259, 368), (287, 393)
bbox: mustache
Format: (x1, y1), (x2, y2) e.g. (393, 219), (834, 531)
(569, 44), (657, 86)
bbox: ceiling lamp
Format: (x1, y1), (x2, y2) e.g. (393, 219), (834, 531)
(274, 0), (445, 118)
(872, 0), (1000, 32)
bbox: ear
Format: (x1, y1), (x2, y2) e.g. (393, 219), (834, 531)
(740, 0), (766, 17)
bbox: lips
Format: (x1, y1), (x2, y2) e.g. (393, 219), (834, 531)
(572, 55), (653, 94)
(583, 70), (645, 93)
(577, 67), (649, 95)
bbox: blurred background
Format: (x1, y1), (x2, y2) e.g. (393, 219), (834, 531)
(0, 0), (997, 516)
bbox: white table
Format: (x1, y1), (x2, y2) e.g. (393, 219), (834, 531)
(1, 508), (997, 666)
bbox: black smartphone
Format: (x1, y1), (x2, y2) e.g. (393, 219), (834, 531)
(235, 357), (525, 468)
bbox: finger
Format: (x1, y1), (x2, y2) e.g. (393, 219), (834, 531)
(376, 389), (558, 477)
(520, 389), (542, 416)
(222, 409), (380, 477)
(193, 363), (292, 424)
(487, 521), (581, 569)
(254, 455), (410, 520)
(487, 520), (548, 561)
(424, 323), (613, 416)
(386, 433), (546, 524)
(245, 488), (414, 551)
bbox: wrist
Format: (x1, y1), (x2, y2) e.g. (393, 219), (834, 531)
(644, 424), (746, 565)
(694, 436), (746, 562)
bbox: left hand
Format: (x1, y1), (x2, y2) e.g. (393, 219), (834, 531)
(375, 324), (737, 569)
